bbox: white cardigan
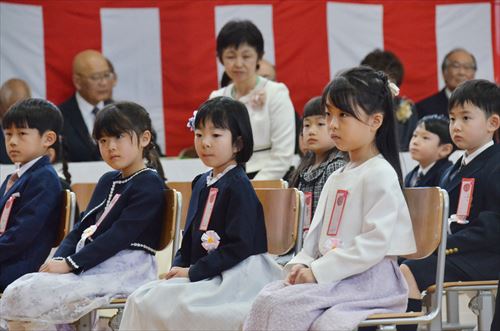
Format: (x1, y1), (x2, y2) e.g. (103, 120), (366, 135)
(288, 155), (416, 283)
(209, 77), (295, 180)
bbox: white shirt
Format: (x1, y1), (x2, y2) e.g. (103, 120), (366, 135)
(287, 155), (416, 283)
(206, 164), (237, 186)
(462, 140), (494, 166)
(16, 155), (44, 178)
(76, 92), (104, 135)
(418, 161), (436, 176)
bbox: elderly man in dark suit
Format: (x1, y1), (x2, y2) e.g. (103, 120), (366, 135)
(0, 78), (31, 164)
(59, 50), (115, 162)
(416, 48), (476, 119)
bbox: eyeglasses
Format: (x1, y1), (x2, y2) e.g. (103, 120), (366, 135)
(447, 62), (476, 72)
(79, 72), (115, 83)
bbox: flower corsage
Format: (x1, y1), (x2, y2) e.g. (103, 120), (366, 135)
(201, 230), (220, 253)
(322, 237), (343, 253)
(248, 88), (266, 109)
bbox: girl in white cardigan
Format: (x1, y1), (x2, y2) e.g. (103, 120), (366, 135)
(243, 66), (417, 331)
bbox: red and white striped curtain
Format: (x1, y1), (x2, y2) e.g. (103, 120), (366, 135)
(1, 0), (498, 155)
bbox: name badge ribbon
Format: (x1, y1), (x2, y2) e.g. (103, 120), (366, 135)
(327, 190), (348, 236)
(199, 188), (218, 231)
(303, 192), (313, 231)
(448, 178), (474, 233)
(0, 193), (20, 235)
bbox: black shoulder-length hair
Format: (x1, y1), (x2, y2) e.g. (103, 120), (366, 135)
(321, 66), (403, 182)
(195, 96), (253, 164)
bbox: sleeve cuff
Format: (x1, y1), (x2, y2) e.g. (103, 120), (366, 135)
(65, 256), (80, 270)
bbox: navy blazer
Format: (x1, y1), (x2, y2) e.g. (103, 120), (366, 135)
(173, 166), (267, 282)
(438, 143), (500, 277)
(54, 168), (165, 273)
(416, 89), (449, 119)
(0, 156), (61, 290)
(404, 158), (452, 188)
(59, 94), (101, 162)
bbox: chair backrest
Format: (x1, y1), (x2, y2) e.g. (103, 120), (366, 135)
(71, 183), (96, 212)
(254, 188), (301, 256)
(55, 189), (76, 247)
(401, 187), (444, 260)
(168, 179), (291, 231)
(251, 179), (288, 189)
(158, 189), (181, 250)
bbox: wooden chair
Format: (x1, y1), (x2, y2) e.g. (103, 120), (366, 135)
(251, 179), (288, 189)
(79, 189), (182, 331)
(358, 187), (449, 331)
(71, 183), (96, 212)
(54, 189), (77, 246)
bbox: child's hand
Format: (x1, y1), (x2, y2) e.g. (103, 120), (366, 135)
(293, 268), (317, 284)
(39, 259), (72, 274)
(163, 267), (190, 280)
(285, 264), (307, 285)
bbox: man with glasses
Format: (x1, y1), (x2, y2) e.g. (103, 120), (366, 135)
(59, 50), (115, 162)
(416, 48), (477, 119)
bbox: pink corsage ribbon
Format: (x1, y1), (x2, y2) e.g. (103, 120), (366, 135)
(201, 230), (220, 252)
(322, 237), (343, 253)
(248, 89), (266, 109)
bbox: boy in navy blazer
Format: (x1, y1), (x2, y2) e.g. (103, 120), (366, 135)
(405, 114), (454, 188)
(400, 80), (500, 328)
(0, 99), (62, 291)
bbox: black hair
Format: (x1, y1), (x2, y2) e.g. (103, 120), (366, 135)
(360, 49), (404, 87)
(194, 96), (253, 164)
(2, 98), (71, 182)
(303, 96), (324, 118)
(220, 71), (232, 88)
(321, 66), (403, 182)
(448, 79), (500, 117)
(216, 20), (264, 67)
(416, 114), (454, 146)
(441, 48), (477, 72)
(93, 101), (165, 180)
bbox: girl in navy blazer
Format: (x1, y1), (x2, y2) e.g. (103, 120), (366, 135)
(0, 102), (166, 329)
(120, 97), (282, 331)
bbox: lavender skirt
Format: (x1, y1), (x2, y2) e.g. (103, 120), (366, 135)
(0, 250), (156, 327)
(243, 257), (408, 331)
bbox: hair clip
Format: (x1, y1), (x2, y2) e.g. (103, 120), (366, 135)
(186, 110), (197, 131)
(388, 81), (400, 97)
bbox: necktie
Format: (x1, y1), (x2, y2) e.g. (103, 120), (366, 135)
(450, 158), (466, 181)
(4, 173), (18, 195)
(91, 107), (99, 118)
(415, 171), (424, 186)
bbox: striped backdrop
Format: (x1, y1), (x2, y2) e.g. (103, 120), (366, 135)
(1, 0), (498, 155)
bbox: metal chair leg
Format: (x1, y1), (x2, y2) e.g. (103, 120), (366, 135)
(470, 290), (495, 331)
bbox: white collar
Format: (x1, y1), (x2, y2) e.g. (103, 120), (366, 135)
(206, 164), (237, 186)
(418, 161), (436, 176)
(463, 141), (494, 165)
(16, 155), (43, 178)
(444, 88), (453, 99)
(75, 92), (104, 114)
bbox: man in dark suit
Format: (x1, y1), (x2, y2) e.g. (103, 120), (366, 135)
(0, 78), (31, 164)
(416, 48), (477, 118)
(59, 50), (115, 162)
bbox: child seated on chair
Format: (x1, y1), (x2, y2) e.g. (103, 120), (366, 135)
(0, 99), (62, 292)
(0, 101), (166, 330)
(404, 114), (455, 188)
(243, 66), (416, 331)
(288, 96), (346, 221)
(119, 97), (283, 331)
(400, 80), (500, 331)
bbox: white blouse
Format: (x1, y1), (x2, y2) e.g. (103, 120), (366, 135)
(209, 77), (295, 180)
(288, 155), (416, 283)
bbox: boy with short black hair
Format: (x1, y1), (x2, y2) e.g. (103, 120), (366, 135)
(0, 98), (62, 291)
(399, 79), (500, 330)
(405, 114), (454, 187)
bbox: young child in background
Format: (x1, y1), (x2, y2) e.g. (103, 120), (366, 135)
(0, 101), (166, 329)
(120, 96), (282, 331)
(404, 114), (454, 187)
(243, 67), (416, 331)
(0, 99), (62, 292)
(401, 80), (500, 331)
(289, 96), (346, 221)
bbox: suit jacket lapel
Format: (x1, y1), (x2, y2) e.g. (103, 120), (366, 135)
(68, 96), (94, 147)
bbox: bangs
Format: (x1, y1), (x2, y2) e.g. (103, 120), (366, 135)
(322, 76), (363, 120)
(195, 105), (230, 131)
(303, 97), (324, 118)
(93, 105), (134, 140)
